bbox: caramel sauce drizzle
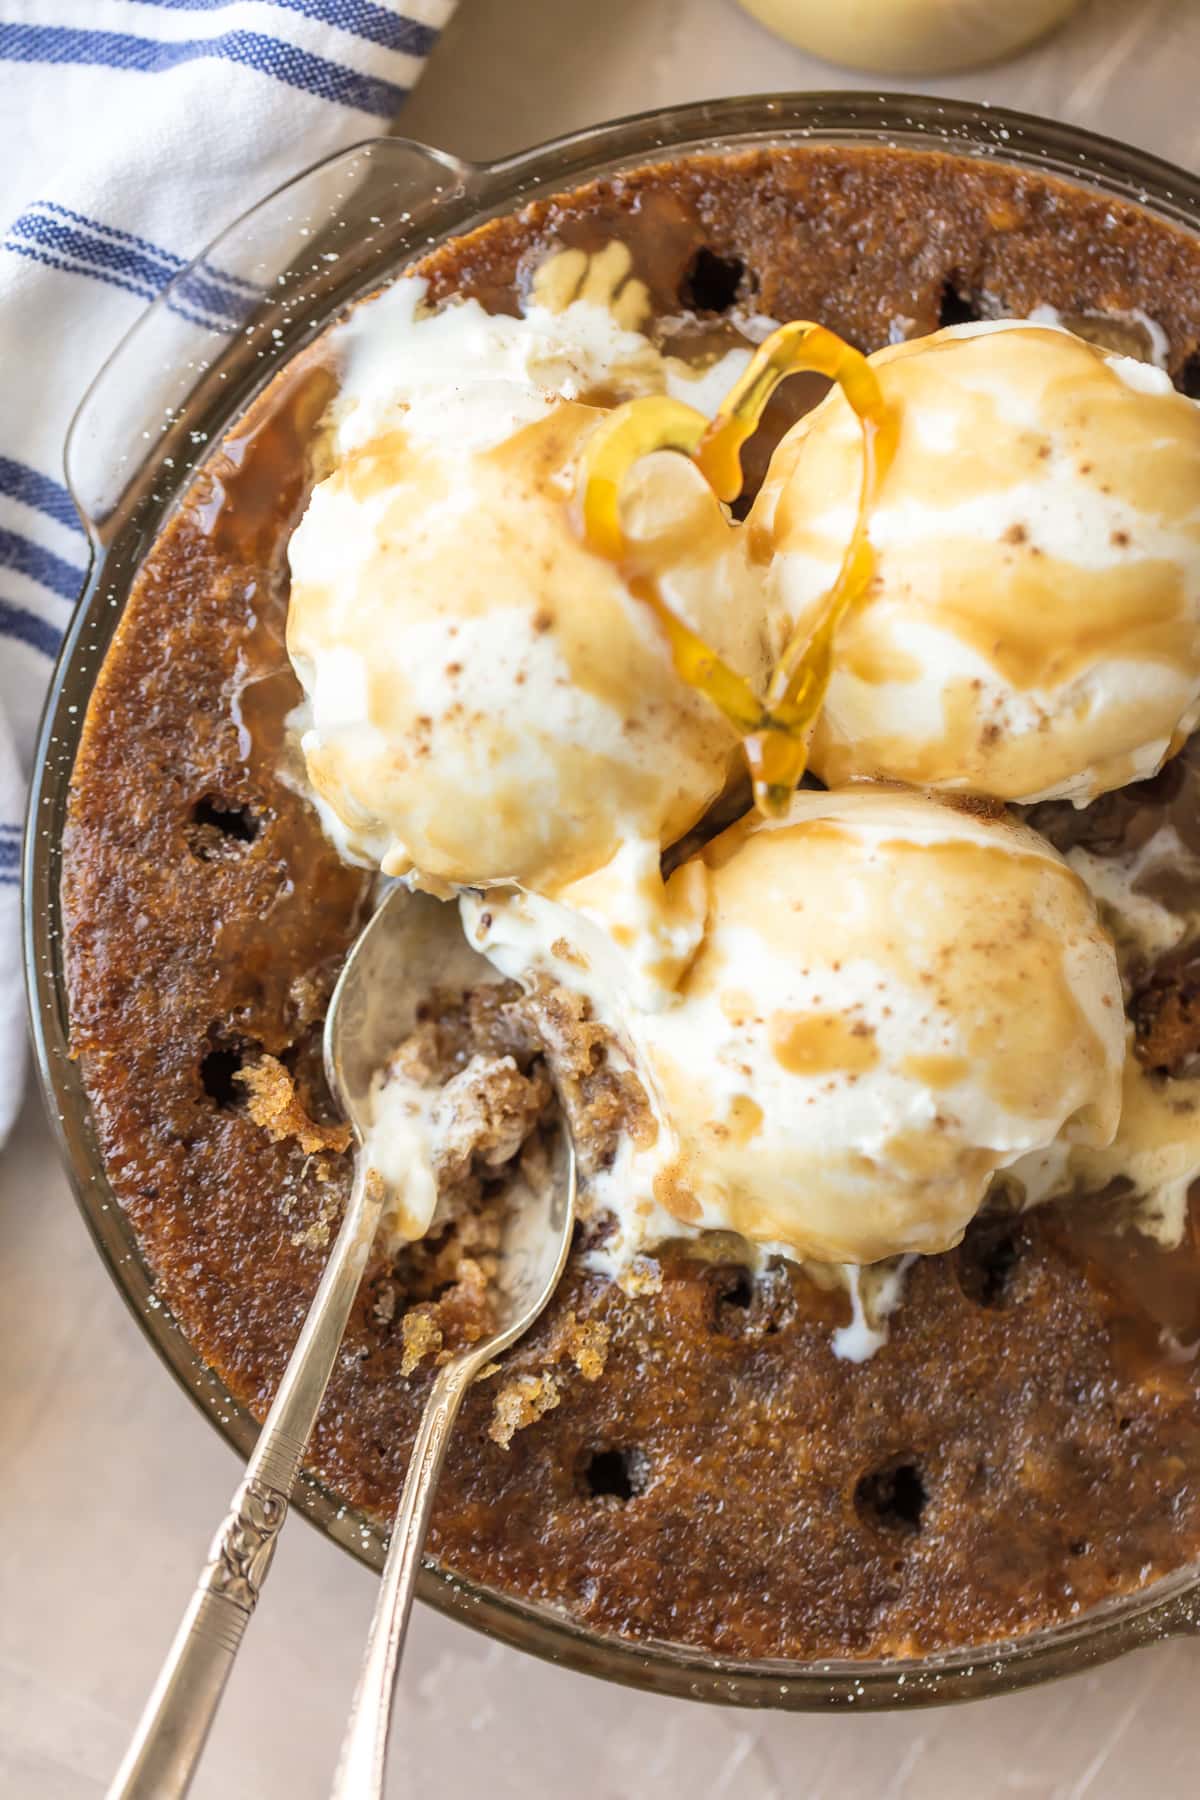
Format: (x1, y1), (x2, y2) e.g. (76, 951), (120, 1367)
(579, 322), (896, 814)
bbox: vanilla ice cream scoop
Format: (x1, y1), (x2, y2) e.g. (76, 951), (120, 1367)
(468, 787), (1125, 1265)
(755, 321), (1200, 806)
(287, 277), (766, 897)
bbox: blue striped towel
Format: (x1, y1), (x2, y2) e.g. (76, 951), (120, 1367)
(0, 0), (456, 1147)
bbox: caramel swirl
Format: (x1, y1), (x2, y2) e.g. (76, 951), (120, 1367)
(578, 322), (894, 814)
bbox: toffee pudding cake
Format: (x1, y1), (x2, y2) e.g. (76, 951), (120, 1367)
(62, 143), (1200, 1664)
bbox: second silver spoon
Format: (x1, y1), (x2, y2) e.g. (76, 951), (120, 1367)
(329, 1095), (576, 1800)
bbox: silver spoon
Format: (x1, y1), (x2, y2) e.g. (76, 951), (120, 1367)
(110, 884), (572, 1797)
(330, 1025), (576, 1797)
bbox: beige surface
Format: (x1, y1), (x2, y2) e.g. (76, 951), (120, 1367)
(5, 1), (1200, 1794)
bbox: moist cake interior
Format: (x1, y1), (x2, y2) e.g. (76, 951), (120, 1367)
(62, 145), (1200, 1662)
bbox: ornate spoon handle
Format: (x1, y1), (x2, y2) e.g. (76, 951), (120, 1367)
(108, 1160), (382, 1800)
(331, 1353), (480, 1800)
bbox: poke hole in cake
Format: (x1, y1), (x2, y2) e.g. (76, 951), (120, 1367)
(61, 143), (1200, 1663)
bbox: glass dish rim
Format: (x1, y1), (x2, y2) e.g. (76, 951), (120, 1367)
(24, 88), (1200, 1713)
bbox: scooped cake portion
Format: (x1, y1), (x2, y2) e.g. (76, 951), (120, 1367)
(63, 142), (1200, 1664)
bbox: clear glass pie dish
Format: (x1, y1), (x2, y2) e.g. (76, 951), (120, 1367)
(24, 91), (1200, 1711)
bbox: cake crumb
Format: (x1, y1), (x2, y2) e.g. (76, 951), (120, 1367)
(562, 1313), (611, 1381)
(371, 1280), (398, 1328)
(618, 1254), (664, 1298)
(289, 1174), (351, 1251)
(238, 1054), (352, 1156)
(400, 1307), (444, 1376)
(484, 1315), (609, 1448)
(489, 1372), (563, 1449)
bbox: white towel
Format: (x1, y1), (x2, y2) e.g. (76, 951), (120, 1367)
(0, 0), (456, 1147)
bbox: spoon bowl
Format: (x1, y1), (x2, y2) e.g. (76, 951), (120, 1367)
(326, 879), (577, 1354)
(325, 883), (496, 1135)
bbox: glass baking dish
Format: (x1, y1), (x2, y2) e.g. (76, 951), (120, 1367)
(24, 91), (1200, 1710)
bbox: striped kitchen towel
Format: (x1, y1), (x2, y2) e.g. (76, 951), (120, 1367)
(0, 0), (457, 1147)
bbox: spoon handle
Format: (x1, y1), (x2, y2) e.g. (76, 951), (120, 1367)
(108, 1159), (383, 1800)
(331, 1354), (478, 1800)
